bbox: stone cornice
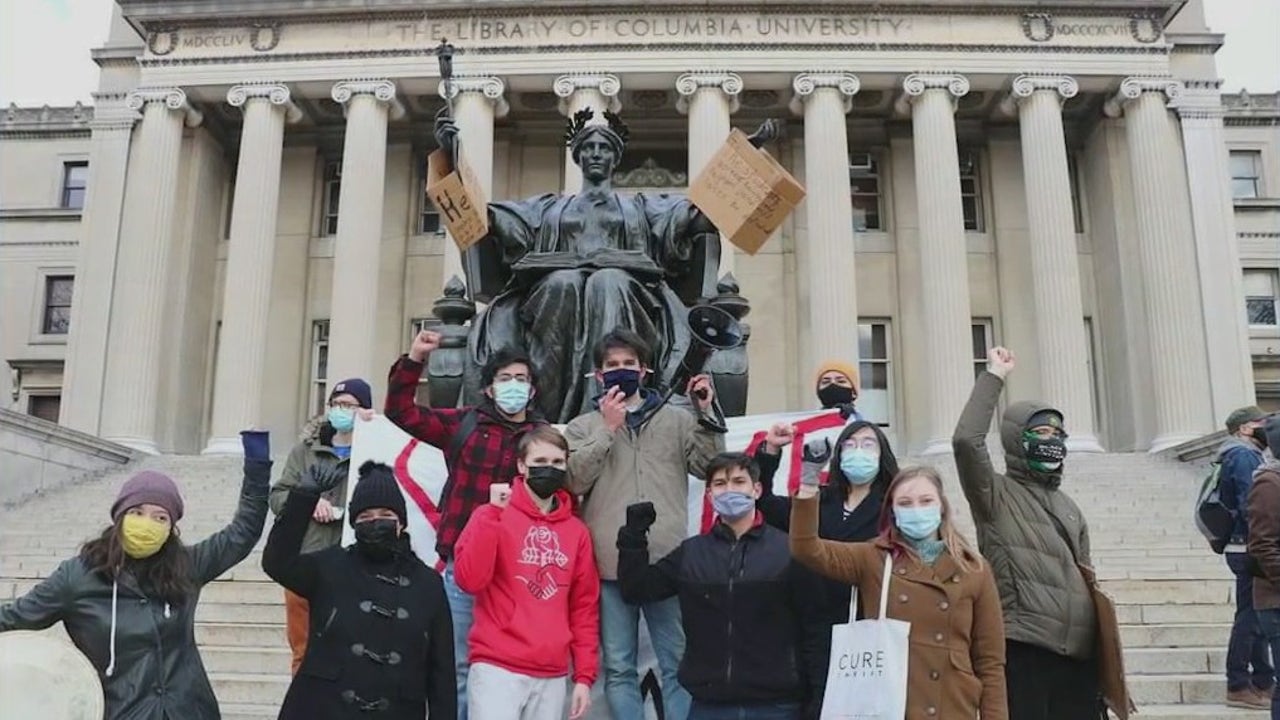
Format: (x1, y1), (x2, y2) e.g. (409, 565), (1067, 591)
(675, 72), (743, 114)
(126, 87), (203, 126)
(331, 78), (406, 120)
(553, 74), (622, 115)
(1103, 75), (1182, 117)
(789, 72), (860, 115)
(438, 75), (510, 118)
(227, 82), (303, 122)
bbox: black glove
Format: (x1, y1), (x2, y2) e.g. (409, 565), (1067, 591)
(624, 502), (657, 534)
(800, 438), (832, 488)
(299, 462), (346, 495)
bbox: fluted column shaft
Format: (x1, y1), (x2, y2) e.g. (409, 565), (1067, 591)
(793, 73), (860, 373)
(554, 74), (621, 193)
(100, 89), (200, 453)
(1108, 79), (1213, 450)
(327, 80), (398, 387)
(204, 85), (298, 454)
(678, 72), (741, 275)
(62, 95), (138, 434)
(1178, 91), (1257, 418)
(902, 74), (973, 454)
(1012, 76), (1101, 451)
(441, 77), (507, 288)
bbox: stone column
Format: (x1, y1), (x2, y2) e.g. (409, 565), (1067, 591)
(327, 79), (404, 387)
(1007, 75), (1102, 451)
(897, 74), (973, 454)
(1177, 83), (1257, 418)
(61, 94), (138, 434)
(439, 75), (508, 289)
(553, 74), (621, 193)
(99, 88), (202, 454)
(203, 84), (302, 455)
(791, 72), (861, 374)
(1105, 77), (1214, 451)
(677, 71), (742, 275)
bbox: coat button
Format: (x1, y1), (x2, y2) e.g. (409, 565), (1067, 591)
(927, 707), (937, 716)
(939, 601), (950, 610)
(930, 670), (940, 680)
(154, 687), (164, 695)
(896, 567), (907, 575)
(934, 632), (944, 642)
(898, 594), (909, 603)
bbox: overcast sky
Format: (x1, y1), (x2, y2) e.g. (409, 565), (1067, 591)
(1, 0), (1277, 106)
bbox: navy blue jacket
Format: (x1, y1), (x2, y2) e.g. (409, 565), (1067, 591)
(1219, 437), (1265, 545)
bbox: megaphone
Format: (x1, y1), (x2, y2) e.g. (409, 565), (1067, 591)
(670, 304), (744, 398)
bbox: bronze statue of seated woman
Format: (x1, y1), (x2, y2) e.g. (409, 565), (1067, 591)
(432, 109), (775, 422)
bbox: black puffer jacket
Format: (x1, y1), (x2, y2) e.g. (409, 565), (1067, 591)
(263, 488), (456, 720)
(617, 516), (815, 706)
(0, 459), (271, 720)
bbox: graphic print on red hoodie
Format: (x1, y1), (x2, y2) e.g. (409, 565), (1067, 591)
(453, 477), (601, 684)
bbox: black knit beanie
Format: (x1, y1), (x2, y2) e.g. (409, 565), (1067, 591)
(1265, 416), (1280, 458)
(347, 462), (407, 527)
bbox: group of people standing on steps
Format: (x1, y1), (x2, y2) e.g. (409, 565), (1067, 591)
(0, 328), (1116, 720)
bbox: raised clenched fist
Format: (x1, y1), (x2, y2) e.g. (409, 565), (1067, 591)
(409, 330), (442, 363)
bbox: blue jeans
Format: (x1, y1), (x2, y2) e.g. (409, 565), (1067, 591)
(600, 580), (690, 720)
(1228, 553), (1274, 691)
(687, 701), (802, 720)
(444, 563), (475, 720)
(1253, 608), (1280, 719)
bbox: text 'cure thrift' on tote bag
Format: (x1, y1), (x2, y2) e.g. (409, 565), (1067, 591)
(820, 553), (911, 720)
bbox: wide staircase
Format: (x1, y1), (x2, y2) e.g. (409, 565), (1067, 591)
(0, 451), (1269, 718)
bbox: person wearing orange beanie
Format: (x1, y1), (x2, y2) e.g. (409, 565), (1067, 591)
(813, 360), (863, 421)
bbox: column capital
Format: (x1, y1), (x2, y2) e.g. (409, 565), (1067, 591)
(999, 74), (1078, 115)
(126, 87), (202, 127)
(895, 73), (969, 115)
(89, 92), (140, 132)
(1104, 76), (1184, 117)
(438, 75), (510, 119)
(331, 78), (406, 120)
(553, 73), (621, 114)
(789, 72), (859, 115)
(227, 83), (303, 123)
(675, 71), (743, 114)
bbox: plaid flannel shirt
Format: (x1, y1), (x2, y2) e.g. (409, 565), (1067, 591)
(384, 355), (547, 560)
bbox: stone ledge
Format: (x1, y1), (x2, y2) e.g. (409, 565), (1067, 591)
(0, 408), (134, 506)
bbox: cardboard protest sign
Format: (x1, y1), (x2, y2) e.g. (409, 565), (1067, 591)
(426, 147), (489, 251)
(689, 129), (806, 255)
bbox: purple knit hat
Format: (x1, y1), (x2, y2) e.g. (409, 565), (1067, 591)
(111, 471), (185, 523)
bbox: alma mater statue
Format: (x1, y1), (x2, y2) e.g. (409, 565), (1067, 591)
(434, 109), (776, 422)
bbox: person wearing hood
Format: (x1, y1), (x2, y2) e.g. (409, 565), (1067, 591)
(385, 334), (548, 720)
(565, 327), (724, 720)
(0, 430), (271, 720)
(812, 360), (864, 421)
(271, 377), (373, 674)
(1247, 416), (1280, 720)
(753, 420), (900, 718)
(952, 346), (1102, 720)
(453, 426), (599, 720)
(263, 460), (456, 720)
(1219, 406), (1274, 709)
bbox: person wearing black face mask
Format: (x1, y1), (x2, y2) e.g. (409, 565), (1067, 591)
(263, 461), (457, 720)
(453, 427), (600, 720)
(813, 360), (864, 421)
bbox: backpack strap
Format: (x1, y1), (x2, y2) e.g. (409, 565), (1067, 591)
(447, 408), (479, 469)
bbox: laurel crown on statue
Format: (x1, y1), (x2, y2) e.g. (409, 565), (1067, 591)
(564, 108), (630, 150)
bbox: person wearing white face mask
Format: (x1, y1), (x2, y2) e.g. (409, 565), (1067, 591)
(385, 337), (549, 720)
(752, 423), (901, 719)
(271, 377), (373, 674)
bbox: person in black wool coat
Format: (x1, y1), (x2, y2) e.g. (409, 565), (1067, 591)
(264, 459), (456, 720)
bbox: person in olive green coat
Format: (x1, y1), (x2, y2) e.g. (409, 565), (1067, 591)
(952, 346), (1101, 720)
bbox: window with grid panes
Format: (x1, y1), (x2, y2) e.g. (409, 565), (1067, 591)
(1245, 270), (1279, 327)
(959, 150), (983, 231)
(322, 162), (341, 235)
(41, 275), (73, 334)
(1231, 151), (1262, 199)
(311, 320), (330, 416)
(971, 320), (993, 378)
(856, 320), (893, 427)
(61, 162), (88, 209)
(849, 152), (883, 231)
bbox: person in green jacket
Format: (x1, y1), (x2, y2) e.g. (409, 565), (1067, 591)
(952, 346), (1101, 720)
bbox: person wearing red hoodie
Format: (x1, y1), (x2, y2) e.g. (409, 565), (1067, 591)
(453, 426), (601, 720)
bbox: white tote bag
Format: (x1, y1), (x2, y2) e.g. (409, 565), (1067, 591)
(819, 553), (912, 720)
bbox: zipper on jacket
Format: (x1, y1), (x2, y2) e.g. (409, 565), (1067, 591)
(725, 537), (741, 685)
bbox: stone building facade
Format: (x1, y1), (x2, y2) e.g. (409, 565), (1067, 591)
(1, 0), (1277, 455)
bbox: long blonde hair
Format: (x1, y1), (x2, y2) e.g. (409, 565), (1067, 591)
(877, 465), (983, 573)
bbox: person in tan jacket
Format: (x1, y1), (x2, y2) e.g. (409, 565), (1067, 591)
(565, 328), (724, 720)
(1246, 414), (1280, 720)
(790, 463), (1008, 720)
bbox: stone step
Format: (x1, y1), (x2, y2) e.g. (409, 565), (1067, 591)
(1103, 580), (1233, 605)
(1120, 603), (1234, 625)
(1125, 647), (1226, 675)
(1121, 623), (1232, 648)
(221, 703), (281, 720)
(195, 621), (286, 648)
(1133, 705), (1267, 718)
(197, 602), (286, 625)
(202, 645), (292, 675)
(210, 672), (291, 707)
(1130, 673), (1229, 705)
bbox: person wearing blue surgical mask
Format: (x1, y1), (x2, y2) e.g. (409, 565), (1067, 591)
(753, 420), (900, 719)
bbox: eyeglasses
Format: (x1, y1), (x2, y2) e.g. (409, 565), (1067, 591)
(329, 401), (361, 411)
(842, 438), (880, 452)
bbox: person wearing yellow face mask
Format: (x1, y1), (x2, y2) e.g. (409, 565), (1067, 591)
(0, 430), (272, 720)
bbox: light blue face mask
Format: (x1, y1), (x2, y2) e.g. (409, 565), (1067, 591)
(839, 449), (880, 485)
(493, 380), (532, 415)
(711, 490), (756, 522)
(327, 406), (355, 433)
(894, 505), (943, 540)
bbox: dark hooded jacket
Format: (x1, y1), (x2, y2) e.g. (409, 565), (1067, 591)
(952, 371), (1096, 660)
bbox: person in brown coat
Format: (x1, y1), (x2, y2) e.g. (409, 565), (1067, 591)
(1246, 414), (1280, 720)
(790, 462), (1008, 720)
